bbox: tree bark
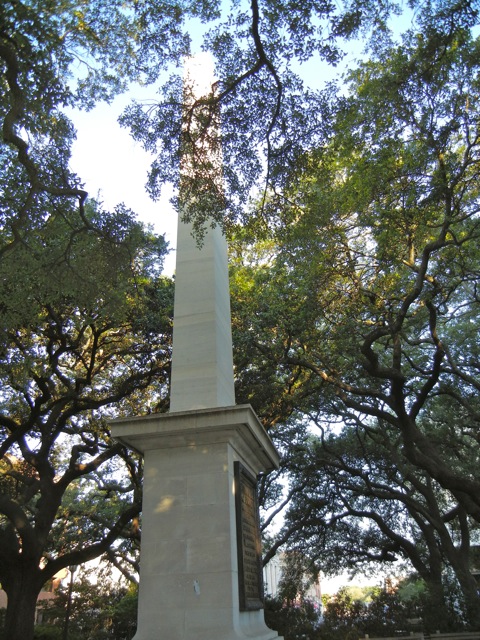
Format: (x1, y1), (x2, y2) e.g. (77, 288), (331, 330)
(2, 566), (43, 640)
(423, 576), (450, 632)
(450, 564), (480, 629)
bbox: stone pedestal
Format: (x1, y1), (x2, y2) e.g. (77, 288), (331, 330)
(112, 405), (282, 640)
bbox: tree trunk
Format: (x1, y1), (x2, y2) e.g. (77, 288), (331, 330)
(3, 570), (42, 640)
(440, 522), (480, 629)
(423, 577), (449, 632)
(452, 566), (480, 629)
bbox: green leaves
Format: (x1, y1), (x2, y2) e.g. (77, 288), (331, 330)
(229, 9), (480, 626)
(0, 184), (172, 638)
(0, 0), (192, 244)
(122, 0), (416, 234)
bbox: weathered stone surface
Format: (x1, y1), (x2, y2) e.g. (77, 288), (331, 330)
(111, 54), (282, 640)
(111, 407), (281, 639)
(170, 220), (235, 412)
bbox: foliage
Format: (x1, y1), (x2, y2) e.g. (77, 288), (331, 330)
(272, 422), (480, 629)
(231, 5), (480, 629)
(2, 0), (480, 638)
(0, 0), (190, 223)
(320, 579), (442, 640)
(36, 566), (138, 640)
(264, 596), (321, 640)
(275, 552), (319, 606)
(0, 3), (183, 638)
(0, 198), (173, 640)
(122, 0), (419, 236)
(263, 553), (322, 639)
(33, 626), (62, 640)
(321, 586), (369, 640)
(264, 580), (432, 640)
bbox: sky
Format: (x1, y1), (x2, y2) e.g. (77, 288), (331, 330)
(67, 94), (178, 275)
(67, 18), (214, 277)
(68, 53), (227, 276)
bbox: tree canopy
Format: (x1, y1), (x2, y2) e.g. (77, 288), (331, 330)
(121, 0), (423, 235)
(2, 0), (480, 637)
(0, 198), (173, 639)
(1, 6), (182, 638)
(231, 6), (480, 629)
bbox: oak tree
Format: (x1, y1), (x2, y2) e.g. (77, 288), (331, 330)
(0, 199), (173, 640)
(231, 5), (480, 627)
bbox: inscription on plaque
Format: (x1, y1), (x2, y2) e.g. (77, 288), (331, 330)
(234, 462), (263, 611)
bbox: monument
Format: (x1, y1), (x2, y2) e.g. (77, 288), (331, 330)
(111, 55), (282, 640)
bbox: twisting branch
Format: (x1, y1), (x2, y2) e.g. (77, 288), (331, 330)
(182, 0), (284, 220)
(249, 0), (283, 134)
(0, 38), (88, 219)
(42, 502), (142, 582)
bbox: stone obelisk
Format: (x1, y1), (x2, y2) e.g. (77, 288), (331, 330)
(111, 54), (282, 640)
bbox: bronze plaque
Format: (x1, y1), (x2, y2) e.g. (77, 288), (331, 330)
(234, 462), (264, 611)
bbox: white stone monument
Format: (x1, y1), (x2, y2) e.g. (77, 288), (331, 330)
(111, 55), (282, 640)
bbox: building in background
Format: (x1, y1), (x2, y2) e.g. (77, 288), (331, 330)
(263, 553), (322, 606)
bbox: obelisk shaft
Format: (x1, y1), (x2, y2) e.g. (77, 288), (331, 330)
(169, 220), (235, 412)
(169, 56), (235, 412)
(111, 53), (282, 640)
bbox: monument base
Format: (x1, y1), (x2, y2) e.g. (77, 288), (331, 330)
(131, 616), (279, 640)
(111, 404), (283, 640)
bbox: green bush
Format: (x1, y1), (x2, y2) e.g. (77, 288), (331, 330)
(33, 625), (62, 640)
(264, 596), (321, 640)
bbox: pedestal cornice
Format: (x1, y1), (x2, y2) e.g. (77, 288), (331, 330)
(111, 404), (280, 473)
